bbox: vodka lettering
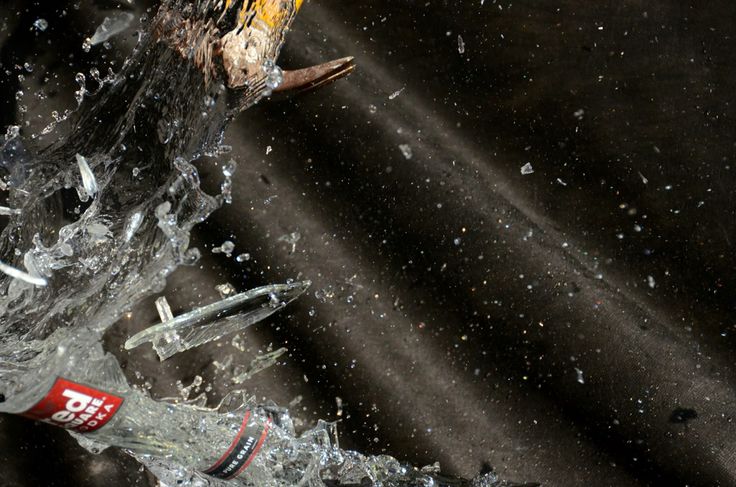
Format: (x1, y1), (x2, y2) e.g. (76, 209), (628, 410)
(21, 378), (124, 432)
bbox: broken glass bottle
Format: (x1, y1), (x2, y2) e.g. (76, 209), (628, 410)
(0, 1), (516, 486)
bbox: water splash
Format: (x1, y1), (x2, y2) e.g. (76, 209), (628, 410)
(0, 1), (526, 486)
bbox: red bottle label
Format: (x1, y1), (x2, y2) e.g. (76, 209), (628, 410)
(21, 377), (124, 433)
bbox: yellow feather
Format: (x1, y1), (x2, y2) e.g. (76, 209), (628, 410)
(222, 0), (303, 30)
(252, 0), (303, 28)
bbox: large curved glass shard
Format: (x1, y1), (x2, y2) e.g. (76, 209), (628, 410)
(125, 281), (309, 360)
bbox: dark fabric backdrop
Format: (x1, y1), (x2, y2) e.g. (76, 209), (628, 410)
(0, 1), (734, 486)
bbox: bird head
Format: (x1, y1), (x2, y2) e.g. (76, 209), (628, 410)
(154, 0), (353, 107)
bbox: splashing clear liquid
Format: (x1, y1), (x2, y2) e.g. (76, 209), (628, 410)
(0, 1), (521, 486)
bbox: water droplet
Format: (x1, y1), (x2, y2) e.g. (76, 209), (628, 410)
(575, 368), (585, 384)
(33, 19), (48, 31)
(398, 144), (413, 160)
(212, 240), (235, 257)
(235, 253), (251, 262)
(388, 87), (405, 100)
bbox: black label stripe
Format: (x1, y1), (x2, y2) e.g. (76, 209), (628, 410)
(204, 410), (251, 474)
(226, 417), (271, 479)
(204, 411), (270, 480)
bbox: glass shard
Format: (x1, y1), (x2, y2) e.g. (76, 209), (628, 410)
(125, 282), (310, 360)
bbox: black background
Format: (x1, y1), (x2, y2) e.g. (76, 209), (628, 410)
(0, 1), (735, 486)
